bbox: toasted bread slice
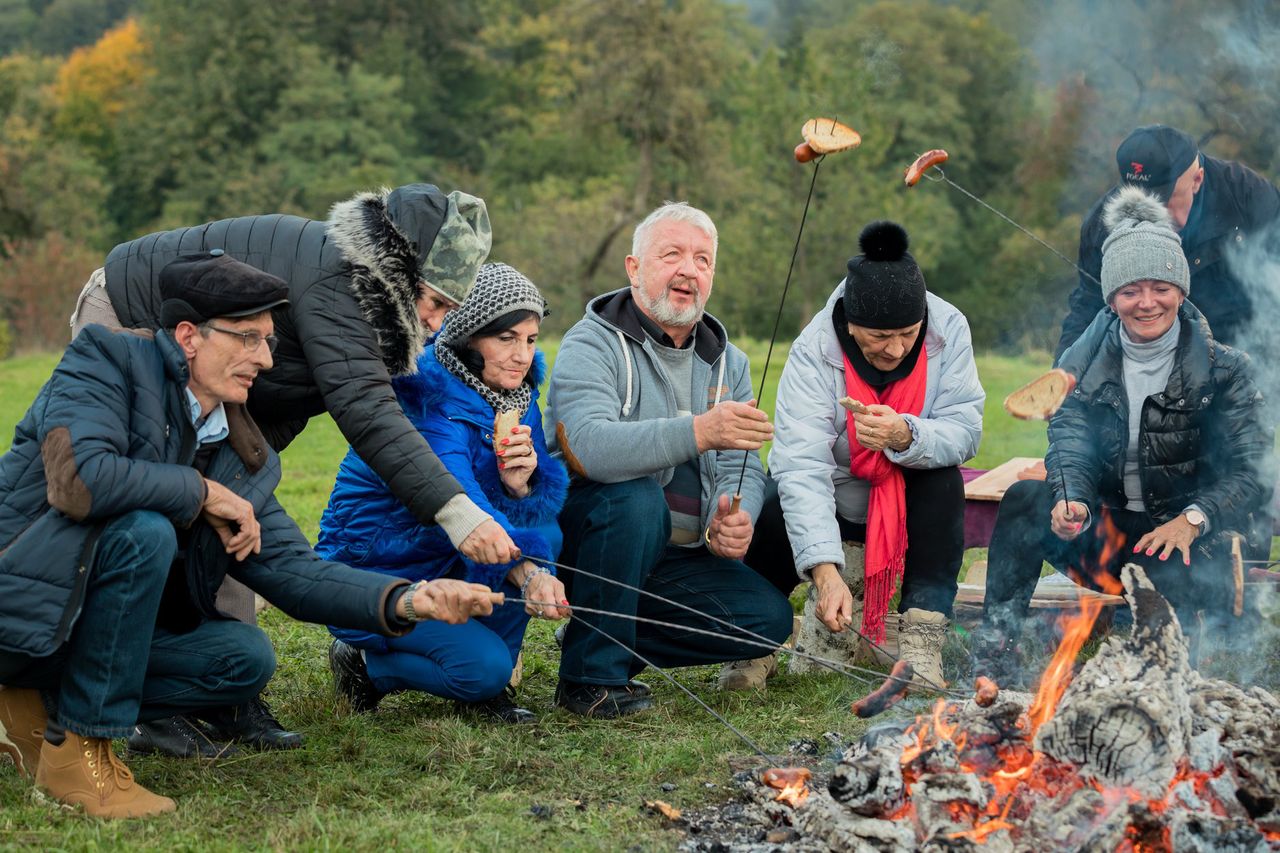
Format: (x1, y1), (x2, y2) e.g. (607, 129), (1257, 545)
(838, 396), (870, 415)
(493, 410), (521, 452)
(802, 118), (862, 154)
(1003, 368), (1076, 420)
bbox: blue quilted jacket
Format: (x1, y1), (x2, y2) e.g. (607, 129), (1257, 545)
(317, 345), (567, 652)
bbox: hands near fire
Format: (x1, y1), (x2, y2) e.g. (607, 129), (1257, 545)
(459, 520), (521, 565)
(1133, 515), (1200, 566)
(497, 424), (537, 497)
(1050, 500), (1089, 541)
(202, 478), (261, 561)
(399, 578), (504, 625)
(694, 399), (773, 453)
(508, 561), (570, 620)
(811, 563), (856, 633)
(706, 493), (753, 559)
(852, 405), (912, 453)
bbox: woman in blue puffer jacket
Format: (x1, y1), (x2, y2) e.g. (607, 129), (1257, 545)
(317, 263), (569, 723)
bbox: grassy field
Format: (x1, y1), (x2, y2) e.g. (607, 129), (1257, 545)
(0, 343), (1056, 849)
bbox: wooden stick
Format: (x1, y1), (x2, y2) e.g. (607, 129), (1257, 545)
(1230, 533), (1245, 617)
(729, 494), (741, 515)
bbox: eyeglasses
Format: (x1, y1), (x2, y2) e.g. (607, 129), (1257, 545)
(203, 323), (279, 353)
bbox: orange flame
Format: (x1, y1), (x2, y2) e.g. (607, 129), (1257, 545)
(1027, 595), (1103, 732)
(761, 766), (811, 808)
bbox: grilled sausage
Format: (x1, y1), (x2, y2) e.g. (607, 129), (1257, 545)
(851, 660), (914, 718)
(904, 149), (948, 187)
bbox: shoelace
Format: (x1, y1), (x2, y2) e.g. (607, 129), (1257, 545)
(84, 737), (132, 792)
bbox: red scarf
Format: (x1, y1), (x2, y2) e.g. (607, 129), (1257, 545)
(842, 349), (928, 643)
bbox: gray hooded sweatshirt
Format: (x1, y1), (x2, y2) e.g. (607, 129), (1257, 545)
(546, 287), (766, 529)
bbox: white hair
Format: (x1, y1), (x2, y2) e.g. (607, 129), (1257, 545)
(631, 201), (718, 260)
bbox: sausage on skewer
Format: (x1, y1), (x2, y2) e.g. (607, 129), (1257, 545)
(851, 661), (915, 718)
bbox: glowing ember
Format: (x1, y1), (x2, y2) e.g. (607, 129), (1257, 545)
(761, 766), (811, 808)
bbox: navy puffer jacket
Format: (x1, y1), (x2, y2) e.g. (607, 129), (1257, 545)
(317, 345), (567, 653)
(0, 326), (408, 661)
(1047, 304), (1272, 549)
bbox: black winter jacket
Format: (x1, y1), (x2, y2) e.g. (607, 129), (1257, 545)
(1046, 305), (1272, 550)
(1056, 156), (1280, 359)
(101, 187), (463, 527)
(0, 326), (408, 661)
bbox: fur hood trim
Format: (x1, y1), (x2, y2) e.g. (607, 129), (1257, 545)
(327, 188), (428, 377)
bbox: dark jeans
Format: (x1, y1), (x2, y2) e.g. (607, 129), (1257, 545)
(557, 478), (794, 686)
(983, 479), (1237, 642)
(1, 510), (274, 738)
(748, 466), (965, 617)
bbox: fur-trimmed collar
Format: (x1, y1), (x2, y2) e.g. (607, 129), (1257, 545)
(327, 188), (428, 377)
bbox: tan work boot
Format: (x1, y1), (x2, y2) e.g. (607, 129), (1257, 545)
(862, 611), (900, 667)
(790, 542), (867, 674)
(36, 732), (176, 818)
(0, 687), (46, 778)
(717, 653), (779, 691)
(898, 608), (949, 690)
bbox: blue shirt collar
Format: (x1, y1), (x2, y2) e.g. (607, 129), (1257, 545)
(184, 387), (229, 445)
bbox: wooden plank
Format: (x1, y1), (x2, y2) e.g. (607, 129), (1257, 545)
(963, 456), (1044, 502)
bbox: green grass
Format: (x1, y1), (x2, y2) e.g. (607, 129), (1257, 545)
(0, 344), (1058, 848)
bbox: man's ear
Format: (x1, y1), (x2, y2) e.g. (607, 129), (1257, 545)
(172, 321), (201, 357)
(624, 255), (640, 287)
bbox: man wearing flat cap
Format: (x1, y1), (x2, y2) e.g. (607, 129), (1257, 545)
(68, 183), (519, 752)
(0, 253), (502, 818)
(1056, 124), (1280, 358)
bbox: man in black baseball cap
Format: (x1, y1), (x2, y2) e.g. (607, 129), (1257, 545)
(1056, 123), (1280, 358)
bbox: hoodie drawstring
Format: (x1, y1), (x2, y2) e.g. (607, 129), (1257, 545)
(615, 330), (634, 417)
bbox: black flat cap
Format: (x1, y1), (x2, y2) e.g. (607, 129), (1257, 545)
(159, 250), (290, 327)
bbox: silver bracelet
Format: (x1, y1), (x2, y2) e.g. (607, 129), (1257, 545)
(519, 567), (551, 601)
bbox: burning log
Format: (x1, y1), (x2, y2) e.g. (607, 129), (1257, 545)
(1034, 565), (1193, 795)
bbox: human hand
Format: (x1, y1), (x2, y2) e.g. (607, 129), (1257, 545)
(497, 424), (537, 497)
(852, 405), (912, 452)
(693, 399), (773, 453)
(811, 563), (855, 632)
(405, 578), (504, 625)
(516, 566), (570, 621)
(1133, 515), (1200, 566)
(1050, 500), (1089, 541)
(458, 519), (521, 564)
(706, 494), (753, 559)
(202, 478), (261, 561)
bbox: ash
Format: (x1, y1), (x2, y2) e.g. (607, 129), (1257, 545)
(678, 566), (1280, 852)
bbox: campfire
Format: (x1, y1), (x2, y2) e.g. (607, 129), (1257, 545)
(687, 565), (1280, 852)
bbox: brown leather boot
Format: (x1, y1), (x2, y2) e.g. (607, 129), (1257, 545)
(35, 732), (176, 818)
(0, 686), (46, 779)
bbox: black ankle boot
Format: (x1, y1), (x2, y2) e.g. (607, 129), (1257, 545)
(329, 639), (385, 714)
(457, 686), (536, 724)
(199, 696), (303, 751)
(127, 715), (238, 759)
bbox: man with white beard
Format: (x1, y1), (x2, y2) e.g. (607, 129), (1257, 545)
(546, 202), (793, 718)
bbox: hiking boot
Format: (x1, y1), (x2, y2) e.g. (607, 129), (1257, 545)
(862, 612), (900, 666)
(198, 696), (303, 751)
(127, 716), (237, 759)
(329, 639), (385, 714)
(717, 653), (778, 691)
(456, 686), (536, 724)
(898, 608), (949, 691)
(554, 680), (653, 719)
(0, 687), (46, 778)
(36, 732), (176, 818)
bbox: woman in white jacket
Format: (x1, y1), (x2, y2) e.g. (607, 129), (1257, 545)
(770, 221), (984, 687)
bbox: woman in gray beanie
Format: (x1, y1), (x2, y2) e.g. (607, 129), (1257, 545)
(317, 263), (571, 724)
(974, 186), (1272, 685)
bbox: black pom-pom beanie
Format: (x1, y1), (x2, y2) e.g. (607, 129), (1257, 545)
(842, 221), (927, 329)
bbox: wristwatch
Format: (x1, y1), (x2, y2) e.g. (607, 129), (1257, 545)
(1183, 509), (1207, 535)
(401, 580), (427, 622)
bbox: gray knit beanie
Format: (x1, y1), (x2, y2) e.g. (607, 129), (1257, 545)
(1100, 185), (1191, 302)
(436, 262), (547, 347)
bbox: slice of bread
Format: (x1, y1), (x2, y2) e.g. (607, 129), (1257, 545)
(802, 118), (862, 154)
(838, 396), (870, 415)
(493, 410), (521, 452)
(1003, 368), (1076, 420)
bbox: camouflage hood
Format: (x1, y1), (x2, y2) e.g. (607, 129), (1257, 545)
(327, 184), (491, 376)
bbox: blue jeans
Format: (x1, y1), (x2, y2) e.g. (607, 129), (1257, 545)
(2, 511), (274, 738)
(557, 478), (794, 686)
(364, 586), (530, 702)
